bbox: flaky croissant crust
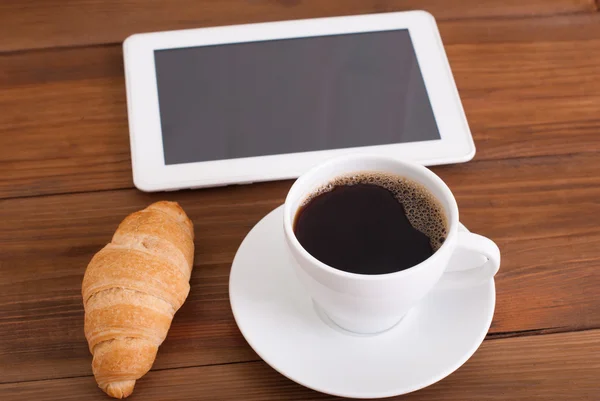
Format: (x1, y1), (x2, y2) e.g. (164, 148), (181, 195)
(82, 201), (194, 398)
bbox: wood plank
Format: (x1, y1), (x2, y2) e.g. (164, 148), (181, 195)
(0, 182), (287, 384)
(3, 13), (599, 89)
(2, 153), (599, 383)
(438, 12), (600, 44)
(0, 0), (596, 52)
(0, 65), (134, 198)
(0, 330), (598, 400)
(2, 14), (599, 199)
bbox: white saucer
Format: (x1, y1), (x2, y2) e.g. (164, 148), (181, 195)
(230, 206), (495, 399)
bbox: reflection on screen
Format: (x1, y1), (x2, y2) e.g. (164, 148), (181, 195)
(155, 29), (440, 165)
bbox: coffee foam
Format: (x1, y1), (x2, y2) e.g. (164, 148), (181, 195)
(302, 172), (448, 251)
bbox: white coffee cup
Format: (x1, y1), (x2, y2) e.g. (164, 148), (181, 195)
(283, 154), (500, 334)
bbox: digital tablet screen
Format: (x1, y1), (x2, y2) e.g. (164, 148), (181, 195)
(154, 29), (440, 165)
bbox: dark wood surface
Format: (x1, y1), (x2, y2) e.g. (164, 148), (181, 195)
(0, 0), (596, 51)
(3, 13), (600, 199)
(1, 1), (599, 400)
(1, 330), (598, 400)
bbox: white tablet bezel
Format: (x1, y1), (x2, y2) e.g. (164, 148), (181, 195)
(123, 11), (474, 192)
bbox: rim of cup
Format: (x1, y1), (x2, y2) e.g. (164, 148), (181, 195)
(283, 154), (460, 281)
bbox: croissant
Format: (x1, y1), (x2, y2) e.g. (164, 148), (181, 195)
(82, 201), (194, 398)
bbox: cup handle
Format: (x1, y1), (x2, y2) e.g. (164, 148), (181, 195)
(442, 231), (501, 287)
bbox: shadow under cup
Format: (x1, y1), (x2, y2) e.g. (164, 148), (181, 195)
(283, 155), (460, 335)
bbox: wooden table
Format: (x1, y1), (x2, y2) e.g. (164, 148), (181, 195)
(1, 1), (599, 399)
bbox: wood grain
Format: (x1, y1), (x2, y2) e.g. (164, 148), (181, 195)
(0, 330), (598, 400)
(2, 14), (599, 199)
(0, 182), (286, 384)
(0, 0), (596, 52)
(2, 153), (599, 383)
(2, 2), (600, 398)
(438, 12), (600, 44)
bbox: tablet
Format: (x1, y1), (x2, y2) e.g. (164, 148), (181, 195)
(123, 11), (474, 192)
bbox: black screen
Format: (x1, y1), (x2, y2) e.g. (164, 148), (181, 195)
(155, 29), (440, 165)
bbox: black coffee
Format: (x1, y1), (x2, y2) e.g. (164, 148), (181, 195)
(293, 173), (448, 275)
